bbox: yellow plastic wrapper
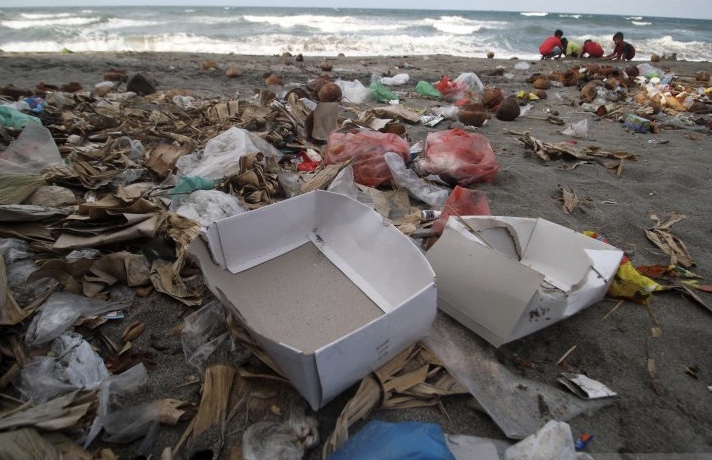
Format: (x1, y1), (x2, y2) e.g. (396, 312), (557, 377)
(583, 231), (662, 304)
(608, 260), (662, 304)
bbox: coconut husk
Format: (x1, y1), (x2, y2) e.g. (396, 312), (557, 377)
(482, 87), (504, 109)
(458, 103), (487, 127)
(495, 96), (520, 121)
(532, 78), (551, 90)
(191, 365), (236, 437)
(318, 83), (342, 102)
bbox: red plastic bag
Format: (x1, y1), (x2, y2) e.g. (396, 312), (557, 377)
(421, 129), (499, 186)
(432, 185), (491, 235)
(322, 130), (410, 187)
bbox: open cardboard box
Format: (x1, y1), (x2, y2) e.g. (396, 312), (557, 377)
(189, 190), (437, 410)
(426, 216), (623, 347)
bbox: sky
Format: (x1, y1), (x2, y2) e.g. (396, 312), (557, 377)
(0, 0), (710, 20)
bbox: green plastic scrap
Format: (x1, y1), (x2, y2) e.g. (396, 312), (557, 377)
(370, 81), (399, 103)
(0, 106), (42, 129)
(415, 81), (442, 99)
(171, 175), (217, 197)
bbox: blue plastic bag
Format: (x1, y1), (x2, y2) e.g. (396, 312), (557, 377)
(327, 420), (456, 460)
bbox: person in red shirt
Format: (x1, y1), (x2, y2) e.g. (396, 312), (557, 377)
(604, 32), (636, 61)
(539, 29), (564, 60)
(577, 39), (605, 58)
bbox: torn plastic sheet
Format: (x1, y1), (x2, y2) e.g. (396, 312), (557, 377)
(17, 332), (109, 404)
(424, 313), (610, 440)
(181, 300), (230, 372)
(25, 291), (131, 347)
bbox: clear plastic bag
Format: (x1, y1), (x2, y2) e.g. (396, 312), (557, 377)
(327, 165), (359, 200)
(384, 152), (449, 207)
(335, 79), (372, 104)
(560, 119), (589, 138)
(380, 73), (410, 86)
(25, 291), (130, 347)
(17, 332), (109, 403)
(176, 127), (282, 180)
(181, 300), (230, 372)
(0, 121), (62, 174)
(173, 189), (246, 228)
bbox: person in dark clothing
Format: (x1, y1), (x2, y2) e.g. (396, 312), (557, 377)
(604, 31), (636, 61)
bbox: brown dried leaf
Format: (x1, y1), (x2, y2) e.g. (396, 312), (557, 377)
(121, 321), (146, 342)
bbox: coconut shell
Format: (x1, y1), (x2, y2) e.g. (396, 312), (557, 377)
(696, 71), (710, 82)
(458, 103), (487, 127)
(651, 54), (661, 62)
(320, 59), (333, 71)
(202, 59), (218, 70)
(526, 73), (543, 84)
(265, 73), (283, 86)
(495, 96), (520, 121)
(307, 76), (331, 94)
(533, 89), (547, 99)
(533, 78), (551, 90)
(580, 83), (600, 102)
(625, 65), (640, 78)
(487, 51), (495, 59)
(318, 82), (342, 102)
(225, 66), (243, 78)
(482, 87), (504, 109)
(562, 69), (580, 87)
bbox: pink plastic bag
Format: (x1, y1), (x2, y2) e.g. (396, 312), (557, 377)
(432, 185), (491, 235)
(323, 130), (410, 187)
(420, 129), (499, 186)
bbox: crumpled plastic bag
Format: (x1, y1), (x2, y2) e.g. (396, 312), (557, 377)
(335, 79), (372, 104)
(322, 130), (410, 187)
(560, 119), (589, 138)
(181, 300), (230, 372)
(327, 164), (359, 200)
(418, 129), (499, 186)
(17, 332), (109, 404)
(384, 152), (449, 207)
(25, 291), (131, 347)
(173, 189), (245, 228)
(0, 106), (41, 129)
(431, 185), (491, 235)
(504, 420), (576, 460)
(327, 420), (456, 460)
(435, 72), (484, 101)
(415, 81), (442, 99)
(370, 81), (399, 103)
(380, 73), (410, 86)
(176, 127), (282, 180)
(0, 121), (62, 175)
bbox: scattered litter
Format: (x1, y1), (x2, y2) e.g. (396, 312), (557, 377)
(557, 373), (617, 399)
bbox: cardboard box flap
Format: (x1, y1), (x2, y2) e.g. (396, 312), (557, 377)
(209, 192), (317, 273)
(519, 219), (620, 292)
(312, 191), (435, 313)
(427, 222), (544, 341)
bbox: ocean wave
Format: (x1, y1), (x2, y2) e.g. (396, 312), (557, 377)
(520, 12), (548, 17)
(632, 21), (652, 26)
(242, 14), (409, 33)
(426, 16), (507, 35)
(1, 16), (100, 29)
(558, 14), (581, 19)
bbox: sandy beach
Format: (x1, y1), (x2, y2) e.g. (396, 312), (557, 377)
(1, 51), (711, 459)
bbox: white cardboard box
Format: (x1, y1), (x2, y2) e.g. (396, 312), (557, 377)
(426, 216), (623, 347)
(189, 190), (437, 410)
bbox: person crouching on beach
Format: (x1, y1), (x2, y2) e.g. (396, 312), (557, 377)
(560, 37), (581, 58)
(604, 32), (635, 60)
(577, 39), (605, 58)
(539, 29), (564, 60)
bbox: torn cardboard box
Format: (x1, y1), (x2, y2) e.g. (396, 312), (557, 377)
(426, 216), (623, 347)
(190, 190), (437, 410)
